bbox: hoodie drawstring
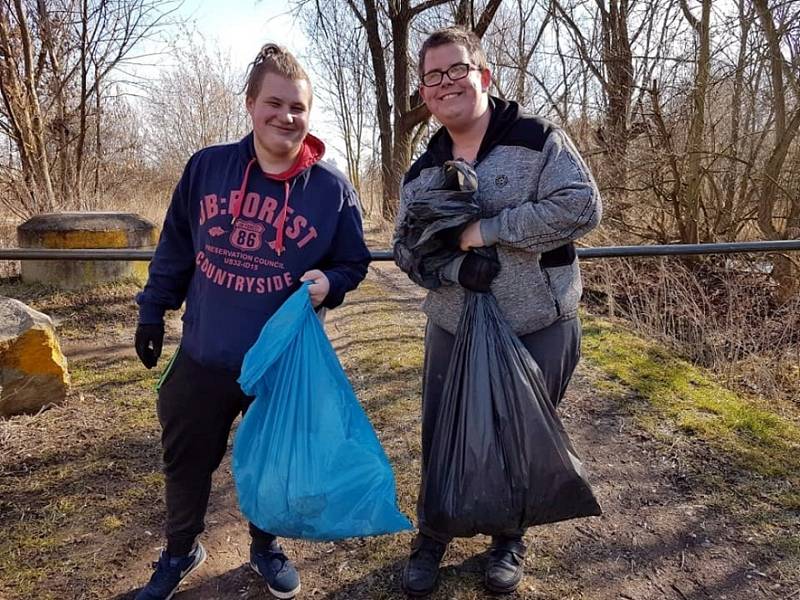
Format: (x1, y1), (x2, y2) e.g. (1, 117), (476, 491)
(231, 158), (290, 255)
(231, 157), (257, 225)
(272, 181), (291, 256)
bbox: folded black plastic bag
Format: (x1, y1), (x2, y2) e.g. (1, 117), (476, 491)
(393, 160), (481, 289)
(420, 289), (602, 537)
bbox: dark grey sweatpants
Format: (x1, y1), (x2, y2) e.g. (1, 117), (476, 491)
(417, 317), (582, 544)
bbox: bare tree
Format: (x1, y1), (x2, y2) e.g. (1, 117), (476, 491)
(0, 0), (179, 216)
(483, 0), (550, 106)
(551, 0), (638, 198)
(714, 0), (756, 241)
(678, 0), (711, 245)
(143, 30), (249, 179)
(301, 3), (371, 195)
(0, 0), (57, 214)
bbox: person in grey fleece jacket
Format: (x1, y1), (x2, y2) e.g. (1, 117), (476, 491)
(393, 26), (602, 597)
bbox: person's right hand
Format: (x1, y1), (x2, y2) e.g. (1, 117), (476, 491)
(459, 220), (485, 251)
(458, 252), (501, 293)
(135, 323), (164, 369)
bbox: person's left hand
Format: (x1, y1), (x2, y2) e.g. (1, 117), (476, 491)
(459, 220), (485, 251)
(300, 270), (330, 307)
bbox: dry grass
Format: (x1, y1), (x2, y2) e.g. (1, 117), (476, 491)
(0, 216), (20, 278)
(582, 256), (800, 409)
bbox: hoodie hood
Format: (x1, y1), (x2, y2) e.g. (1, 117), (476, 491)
(237, 131), (326, 180)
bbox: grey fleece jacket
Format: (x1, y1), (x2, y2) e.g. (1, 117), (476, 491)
(394, 97), (602, 336)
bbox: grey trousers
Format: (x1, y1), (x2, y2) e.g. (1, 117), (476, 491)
(417, 317), (582, 544)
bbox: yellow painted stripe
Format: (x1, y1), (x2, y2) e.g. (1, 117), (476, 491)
(38, 230), (131, 249)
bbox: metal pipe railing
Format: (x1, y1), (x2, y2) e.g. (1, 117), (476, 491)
(0, 239), (799, 262)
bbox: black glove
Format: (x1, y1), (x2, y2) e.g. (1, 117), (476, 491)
(135, 323), (164, 369)
(458, 252), (501, 293)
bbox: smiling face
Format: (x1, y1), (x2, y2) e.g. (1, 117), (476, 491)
(246, 72), (311, 166)
(419, 43), (491, 131)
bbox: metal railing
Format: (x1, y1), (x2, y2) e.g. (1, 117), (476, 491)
(0, 239), (799, 262)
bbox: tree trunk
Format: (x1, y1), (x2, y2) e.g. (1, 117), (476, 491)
(350, 0), (395, 217)
(600, 0), (633, 190)
(9, 0), (56, 212)
(344, 0), (500, 220)
(75, 0), (90, 204)
(717, 0), (750, 241)
(94, 61), (102, 197)
(680, 0), (711, 244)
(752, 0), (800, 297)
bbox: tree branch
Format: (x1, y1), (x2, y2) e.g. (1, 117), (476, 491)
(678, 0), (700, 31)
(408, 0), (449, 18)
(474, 0), (503, 37)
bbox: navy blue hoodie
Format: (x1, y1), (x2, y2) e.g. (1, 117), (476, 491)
(136, 132), (370, 371)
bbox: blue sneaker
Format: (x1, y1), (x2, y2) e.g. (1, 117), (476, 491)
(250, 540), (301, 599)
(135, 542), (207, 600)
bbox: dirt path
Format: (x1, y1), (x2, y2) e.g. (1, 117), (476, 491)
(1, 229), (797, 599)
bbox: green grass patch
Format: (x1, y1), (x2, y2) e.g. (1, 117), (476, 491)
(582, 314), (800, 484)
(71, 358), (156, 390)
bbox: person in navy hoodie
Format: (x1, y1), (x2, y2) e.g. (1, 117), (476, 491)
(133, 43), (370, 600)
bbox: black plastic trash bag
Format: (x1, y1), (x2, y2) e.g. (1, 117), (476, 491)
(393, 160), (481, 289)
(420, 291), (602, 537)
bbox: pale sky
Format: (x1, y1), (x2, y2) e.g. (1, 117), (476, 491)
(176, 0), (308, 70)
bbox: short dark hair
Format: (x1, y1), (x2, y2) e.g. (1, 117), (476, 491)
(245, 43), (312, 102)
(417, 26), (488, 80)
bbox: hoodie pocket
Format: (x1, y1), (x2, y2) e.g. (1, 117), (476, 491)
(541, 268), (562, 317)
(542, 260), (583, 319)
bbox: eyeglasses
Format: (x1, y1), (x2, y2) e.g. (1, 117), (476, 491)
(421, 62), (481, 87)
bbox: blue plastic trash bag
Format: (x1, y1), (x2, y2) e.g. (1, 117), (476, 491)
(232, 283), (412, 540)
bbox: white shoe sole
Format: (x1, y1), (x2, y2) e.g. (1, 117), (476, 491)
(249, 561), (301, 599)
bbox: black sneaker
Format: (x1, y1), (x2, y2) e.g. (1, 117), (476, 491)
(250, 539), (301, 599)
(484, 536), (526, 594)
(135, 542), (207, 600)
(402, 535), (447, 597)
